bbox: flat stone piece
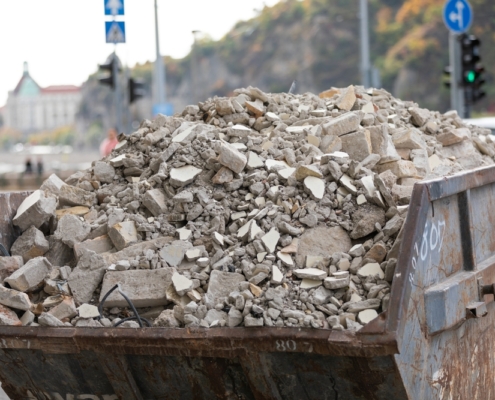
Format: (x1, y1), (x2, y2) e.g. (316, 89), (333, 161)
(294, 268), (327, 280)
(5, 257), (53, 292)
(265, 159), (290, 171)
(13, 190), (57, 231)
(170, 165), (203, 187)
(300, 278), (322, 289)
(297, 226), (351, 267)
(304, 176), (325, 199)
(358, 263), (385, 279)
(143, 189), (168, 216)
(48, 297), (77, 320)
(160, 245), (185, 267)
(93, 161), (115, 184)
(393, 129), (426, 150)
(0, 256), (23, 283)
(100, 268), (175, 308)
(340, 174), (357, 194)
(55, 206), (90, 220)
(217, 142), (247, 174)
(360, 175), (376, 197)
(295, 165), (322, 181)
(357, 194), (367, 205)
(74, 235), (115, 260)
(246, 99), (265, 117)
(213, 232), (224, 246)
(322, 112), (360, 137)
(376, 160), (418, 178)
(324, 276), (350, 290)
(351, 204), (386, 239)
(277, 251), (293, 267)
(230, 124), (253, 137)
(177, 227), (192, 241)
(261, 228), (280, 253)
(278, 168), (296, 180)
(172, 125), (196, 143)
(38, 312), (64, 327)
(437, 128), (470, 146)
(20, 310), (35, 326)
(205, 270), (245, 308)
(78, 303), (100, 319)
(108, 221), (138, 251)
(271, 265), (284, 284)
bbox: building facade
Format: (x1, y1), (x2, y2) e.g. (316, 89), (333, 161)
(4, 63), (81, 135)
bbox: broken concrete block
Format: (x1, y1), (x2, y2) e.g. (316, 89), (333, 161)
(217, 142), (247, 174)
(78, 303), (100, 319)
(409, 107), (430, 127)
(54, 214), (91, 248)
(358, 309), (378, 324)
(13, 190), (57, 232)
(58, 184), (96, 208)
(5, 257), (53, 292)
(295, 165), (323, 180)
(304, 176), (325, 199)
(0, 285), (32, 311)
(246, 99), (265, 117)
(160, 245), (185, 267)
(322, 113), (360, 137)
(293, 268), (327, 280)
(0, 256), (23, 283)
(340, 130), (372, 162)
(212, 166), (234, 184)
(100, 267), (175, 308)
(169, 165), (203, 187)
(437, 128), (470, 146)
(261, 228), (280, 253)
(376, 160), (418, 178)
(205, 270), (245, 308)
(246, 152), (264, 170)
(38, 312), (65, 327)
(392, 129), (426, 150)
(74, 235), (114, 261)
(55, 206), (90, 220)
(40, 174), (66, 195)
(358, 263), (385, 280)
(0, 305), (22, 326)
(10, 226), (49, 262)
(143, 189), (167, 217)
(172, 273), (193, 296)
(108, 221), (139, 251)
(48, 297), (77, 320)
(20, 310), (35, 326)
(93, 161), (115, 184)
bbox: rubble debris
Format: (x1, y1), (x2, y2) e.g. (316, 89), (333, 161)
(1, 84), (494, 331)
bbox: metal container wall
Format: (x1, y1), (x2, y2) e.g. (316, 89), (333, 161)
(0, 166), (494, 399)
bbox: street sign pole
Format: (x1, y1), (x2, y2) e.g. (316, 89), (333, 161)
(444, 0), (472, 118)
(113, 50), (122, 133)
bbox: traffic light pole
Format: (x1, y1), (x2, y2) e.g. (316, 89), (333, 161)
(113, 50), (122, 133)
(449, 32), (466, 118)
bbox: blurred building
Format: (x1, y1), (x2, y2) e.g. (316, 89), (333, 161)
(3, 62), (81, 135)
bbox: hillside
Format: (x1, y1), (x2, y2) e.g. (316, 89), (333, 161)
(77, 0), (495, 134)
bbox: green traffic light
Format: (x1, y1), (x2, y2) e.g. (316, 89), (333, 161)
(467, 71), (476, 83)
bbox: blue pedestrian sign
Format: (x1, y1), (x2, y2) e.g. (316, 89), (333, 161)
(443, 0), (472, 33)
(104, 0), (124, 16)
(105, 21), (126, 44)
(153, 103), (174, 117)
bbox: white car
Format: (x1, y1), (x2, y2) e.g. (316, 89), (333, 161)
(463, 117), (495, 134)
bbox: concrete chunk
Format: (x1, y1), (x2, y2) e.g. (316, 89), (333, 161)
(335, 85), (356, 111)
(10, 226), (49, 262)
(0, 256), (23, 283)
(58, 184), (96, 207)
(261, 228), (280, 253)
(217, 142), (247, 173)
(74, 235), (114, 260)
(322, 113), (360, 137)
(143, 189), (168, 216)
(304, 176), (325, 199)
(0, 285), (32, 311)
(169, 165), (202, 187)
(100, 268), (175, 308)
(38, 312), (65, 327)
(48, 297), (77, 320)
(172, 273), (193, 296)
(108, 221), (139, 251)
(93, 161), (115, 184)
(40, 174), (66, 195)
(340, 130), (372, 162)
(205, 270), (245, 308)
(13, 190), (57, 232)
(54, 214), (91, 248)
(5, 257), (53, 292)
(0, 305), (22, 326)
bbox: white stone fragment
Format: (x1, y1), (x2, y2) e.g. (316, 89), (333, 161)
(213, 232), (225, 246)
(358, 263), (385, 279)
(172, 125), (196, 143)
(172, 273), (194, 296)
(257, 252), (267, 262)
(277, 251), (293, 267)
(357, 194), (367, 205)
(217, 142), (247, 173)
(339, 174), (357, 194)
(247, 152), (264, 169)
(271, 265), (284, 284)
(230, 124), (253, 137)
(293, 268), (327, 280)
(13, 190), (57, 232)
(177, 227), (192, 241)
(170, 166), (203, 187)
(78, 304), (100, 319)
(231, 211), (247, 221)
(300, 279), (322, 289)
(358, 309), (378, 324)
(186, 248), (202, 261)
(360, 175), (376, 197)
(109, 154), (126, 167)
(261, 228), (280, 253)
(196, 257), (210, 268)
(108, 221), (139, 251)
(304, 176), (325, 199)
(277, 168), (296, 179)
(265, 159), (290, 171)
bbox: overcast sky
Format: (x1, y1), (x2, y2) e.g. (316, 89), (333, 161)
(0, 0), (280, 105)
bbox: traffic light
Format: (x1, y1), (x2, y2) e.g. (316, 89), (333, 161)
(129, 78), (146, 103)
(460, 34), (486, 104)
(98, 57), (116, 88)
(443, 66), (452, 89)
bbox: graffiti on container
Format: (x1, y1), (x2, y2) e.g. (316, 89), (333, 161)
(408, 218), (446, 285)
(274, 340), (313, 352)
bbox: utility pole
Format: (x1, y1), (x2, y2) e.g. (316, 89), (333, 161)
(191, 30), (200, 104)
(359, 0), (371, 88)
(154, 0), (166, 106)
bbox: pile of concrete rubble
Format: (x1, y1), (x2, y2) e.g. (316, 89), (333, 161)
(1, 85), (493, 330)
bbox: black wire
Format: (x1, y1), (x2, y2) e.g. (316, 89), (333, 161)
(0, 243), (9, 256)
(97, 283), (146, 328)
(114, 316), (152, 327)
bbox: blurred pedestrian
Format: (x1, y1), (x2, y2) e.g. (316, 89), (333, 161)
(100, 128), (119, 157)
(37, 157), (44, 178)
(24, 158), (33, 174)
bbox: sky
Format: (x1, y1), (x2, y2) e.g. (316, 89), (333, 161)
(0, 0), (280, 106)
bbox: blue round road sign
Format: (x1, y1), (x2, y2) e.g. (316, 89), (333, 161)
(443, 0), (472, 33)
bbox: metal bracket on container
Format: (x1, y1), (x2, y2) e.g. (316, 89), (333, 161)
(466, 302), (488, 319)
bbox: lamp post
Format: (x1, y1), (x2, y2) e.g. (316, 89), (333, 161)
(154, 0), (166, 106)
(191, 30), (201, 103)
